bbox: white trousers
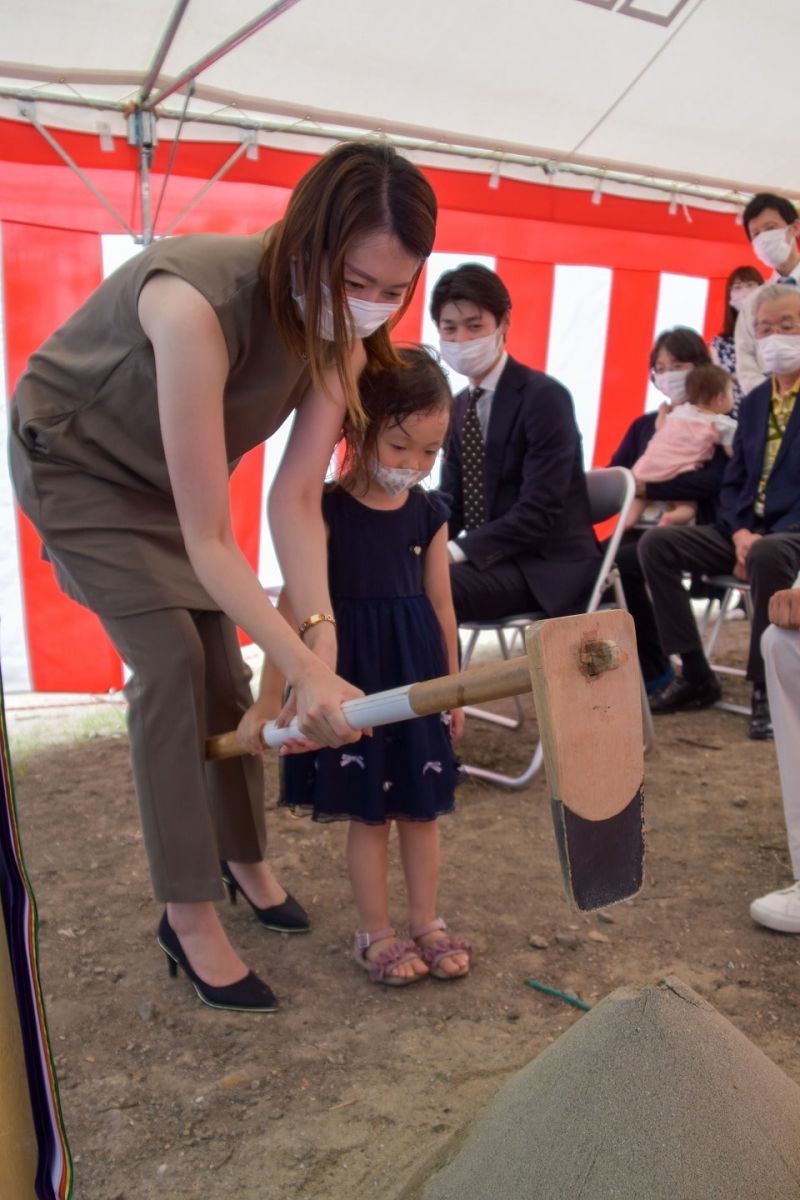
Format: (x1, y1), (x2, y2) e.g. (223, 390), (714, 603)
(761, 624), (800, 880)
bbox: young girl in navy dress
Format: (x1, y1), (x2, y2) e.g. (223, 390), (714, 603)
(245, 348), (470, 986)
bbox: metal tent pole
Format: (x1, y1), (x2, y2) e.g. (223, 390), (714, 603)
(139, 0), (192, 105)
(142, 0), (303, 111)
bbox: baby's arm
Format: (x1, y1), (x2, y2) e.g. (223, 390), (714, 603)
(658, 502), (697, 526)
(624, 496), (647, 530)
(423, 524), (464, 741)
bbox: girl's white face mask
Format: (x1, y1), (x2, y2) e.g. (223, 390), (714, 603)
(654, 369), (690, 405)
(371, 460), (430, 497)
(438, 329), (504, 379)
(291, 262), (402, 341)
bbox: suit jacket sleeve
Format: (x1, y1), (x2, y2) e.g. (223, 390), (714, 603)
(716, 416), (753, 534)
(440, 421), (464, 539)
(458, 377), (580, 566)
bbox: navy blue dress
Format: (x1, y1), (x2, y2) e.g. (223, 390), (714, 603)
(280, 486), (460, 824)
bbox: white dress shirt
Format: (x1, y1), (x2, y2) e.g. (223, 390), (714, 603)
(448, 351), (508, 562)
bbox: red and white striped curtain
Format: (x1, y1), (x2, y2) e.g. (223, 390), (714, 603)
(0, 122), (751, 693)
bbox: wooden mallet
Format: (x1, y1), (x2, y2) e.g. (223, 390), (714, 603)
(207, 610), (644, 911)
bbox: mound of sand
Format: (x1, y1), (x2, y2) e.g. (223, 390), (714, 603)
(403, 976), (800, 1200)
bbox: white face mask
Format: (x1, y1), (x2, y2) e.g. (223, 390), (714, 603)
(291, 264), (402, 341)
(729, 286), (757, 312)
(654, 369), (690, 405)
(438, 329), (504, 380)
(371, 460), (430, 497)
(756, 334), (800, 376)
(752, 227), (795, 271)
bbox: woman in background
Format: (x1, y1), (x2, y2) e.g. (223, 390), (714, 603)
(709, 265), (764, 413)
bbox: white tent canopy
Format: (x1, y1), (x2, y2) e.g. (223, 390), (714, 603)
(2, 0), (799, 214)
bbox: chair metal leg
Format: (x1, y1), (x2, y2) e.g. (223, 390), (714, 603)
(461, 627), (526, 731)
(461, 739), (544, 789)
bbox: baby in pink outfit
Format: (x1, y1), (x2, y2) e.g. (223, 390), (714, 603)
(626, 363), (736, 529)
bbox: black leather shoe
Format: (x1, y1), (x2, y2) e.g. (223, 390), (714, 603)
(649, 673), (721, 713)
(157, 912), (278, 1013)
(748, 692), (774, 741)
(221, 862), (311, 934)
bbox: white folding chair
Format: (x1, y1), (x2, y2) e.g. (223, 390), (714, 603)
(459, 467), (654, 788)
(698, 575), (752, 717)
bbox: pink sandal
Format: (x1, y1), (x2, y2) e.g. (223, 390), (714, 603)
(353, 927), (427, 987)
(410, 918), (472, 980)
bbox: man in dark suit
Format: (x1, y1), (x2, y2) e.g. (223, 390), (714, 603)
(640, 282), (800, 740)
(431, 263), (601, 623)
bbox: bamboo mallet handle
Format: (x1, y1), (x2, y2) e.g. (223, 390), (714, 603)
(206, 656), (531, 761)
(203, 638), (623, 758)
(205, 637), (624, 761)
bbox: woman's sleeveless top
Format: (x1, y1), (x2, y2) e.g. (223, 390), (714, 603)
(9, 231), (309, 615)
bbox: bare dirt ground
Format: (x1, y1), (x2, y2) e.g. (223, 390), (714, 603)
(11, 620), (800, 1200)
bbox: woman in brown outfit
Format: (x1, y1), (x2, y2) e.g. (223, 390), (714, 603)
(9, 141), (437, 1011)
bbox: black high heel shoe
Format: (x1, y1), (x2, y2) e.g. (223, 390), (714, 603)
(220, 861), (311, 934)
(157, 912), (278, 1013)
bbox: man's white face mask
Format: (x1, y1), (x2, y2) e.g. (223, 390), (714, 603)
(438, 329), (504, 379)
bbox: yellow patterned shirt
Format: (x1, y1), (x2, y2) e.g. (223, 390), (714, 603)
(755, 377), (800, 517)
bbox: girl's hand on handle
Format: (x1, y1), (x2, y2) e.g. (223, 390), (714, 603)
(236, 702), (276, 756)
(449, 708), (465, 742)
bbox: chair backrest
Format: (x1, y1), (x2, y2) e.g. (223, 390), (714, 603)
(583, 467), (636, 613)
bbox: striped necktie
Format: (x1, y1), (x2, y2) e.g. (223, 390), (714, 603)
(462, 387), (486, 531)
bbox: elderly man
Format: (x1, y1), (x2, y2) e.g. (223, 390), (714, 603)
(750, 585), (800, 931)
(639, 283), (800, 740)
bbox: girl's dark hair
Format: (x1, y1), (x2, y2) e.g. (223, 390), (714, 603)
(649, 326), (711, 376)
(685, 363), (732, 408)
(338, 345), (452, 494)
(263, 140), (437, 428)
(720, 265), (764, 338)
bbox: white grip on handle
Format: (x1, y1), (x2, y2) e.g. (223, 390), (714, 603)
(260, 685), (416, 748)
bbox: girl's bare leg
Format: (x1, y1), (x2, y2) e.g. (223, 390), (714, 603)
(397, 821), (468, 976)
(347, 821), (427, 979)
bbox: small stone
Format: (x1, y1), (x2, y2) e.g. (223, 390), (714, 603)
(93, 966), (106, 975)
(268, 1110), (285, 1121)
(137, 1001), (156, 1022)
(528, 934), (550, 949)
(506, 1011), (521, 1022)
(596, 911), (615, 924)
(588, 931), (611, 944)
(554, 933), (579, 950)
(156, 1164), (167, 1177)
(731, 795), (748, 808)
(221, 1072), (249, 1091)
